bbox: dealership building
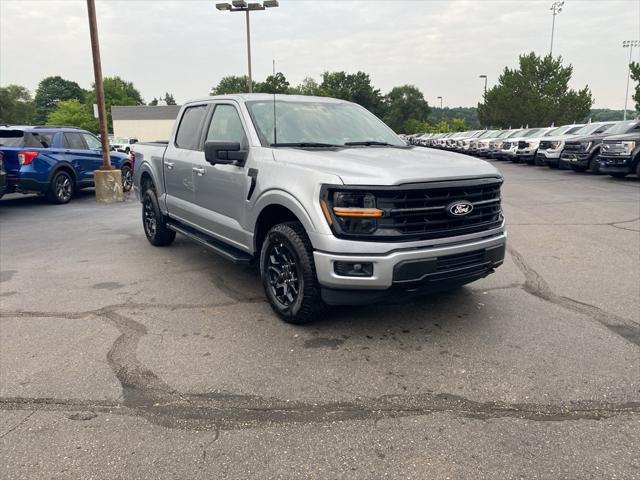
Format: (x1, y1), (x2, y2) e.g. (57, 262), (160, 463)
(111, 105), (181, 141)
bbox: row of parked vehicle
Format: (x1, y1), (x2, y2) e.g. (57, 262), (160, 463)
(402, 119), (640, 178)
(0, 125), (133, 203)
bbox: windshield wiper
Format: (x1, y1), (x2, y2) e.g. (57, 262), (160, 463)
(271, 142), (340, 148)
(344, 141), (395, 146)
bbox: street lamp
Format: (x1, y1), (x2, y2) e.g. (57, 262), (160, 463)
(215, 0), (279, 93)
(623, 40), (639, 120)
(479, 74), (487, 98)
(437, 96), (443, 109)
(549, 1), (564, 56)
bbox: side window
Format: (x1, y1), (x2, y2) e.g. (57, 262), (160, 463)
(175, 105), (207, 150)
(205, 104), (248, 148)
(82, 133), (101, 150)
(64, 133), (87, 150)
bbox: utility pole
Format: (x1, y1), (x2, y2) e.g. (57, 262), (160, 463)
(216, 1), (279, 93)
(87, 0), (123, 202)
(623, 40), (639, 120)
(87, 0), (111, 170)
(549, 1), (564, 56)
(437, 96), (443, 109)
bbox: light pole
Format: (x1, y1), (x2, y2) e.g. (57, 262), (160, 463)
(549, 1), (564, 56)
(437, 96), (443, 109)
(215, 0), (279, 93)
(479, 74), (487, 98)
(623, 40), (639, 120)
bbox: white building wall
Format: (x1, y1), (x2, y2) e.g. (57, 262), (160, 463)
(112, 119), (175, 142)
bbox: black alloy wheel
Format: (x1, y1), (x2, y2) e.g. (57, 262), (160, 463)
(266, 238), (301, 308)
(47, 171), (74, 204)
(122, 165), (133, 192)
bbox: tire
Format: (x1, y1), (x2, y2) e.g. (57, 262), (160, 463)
(534, 156), (546, 166)
(588, 154), (601, 174)
(570, 164), (588, 172)
(142, 188), (176, 246)
(121, 165), (133, 192)
(260, 222), (323, 324)
(636, 161), (640, 177)
(548, 162), (559, 169)
(46, 170), (74, 204)
(609, 172), (628, 178)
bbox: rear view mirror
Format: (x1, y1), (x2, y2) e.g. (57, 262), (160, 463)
(204, 141), (247, 166)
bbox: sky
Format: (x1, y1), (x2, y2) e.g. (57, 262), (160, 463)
(1, 0), (639, 109)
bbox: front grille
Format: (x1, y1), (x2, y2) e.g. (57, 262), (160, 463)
(517, 141), (529, 149)
(601, 143), (626, 155)
(563, 142), (582, 152)
(539, 140), (553, 150)
(436, 250), (485, 271)
(501, 141), (511, 149)
(372, 179), (503, 241)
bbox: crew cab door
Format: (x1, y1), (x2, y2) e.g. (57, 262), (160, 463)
(162, 104), (208, 223)
(191, 102), (252, 249)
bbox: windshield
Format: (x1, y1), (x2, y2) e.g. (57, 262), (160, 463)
(246, 100), (404, 147)
(601, 121), (638, 135)
(506, 130), (523, 138)
(573, 123), (610, 135)
(112, 137), (128, 144)
(521, 128), (544, 137)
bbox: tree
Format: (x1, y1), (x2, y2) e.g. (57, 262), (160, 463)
(163, 92), (177, 105)
(47, 99), (98, 133)
(148, 97), (159, 106)
(289, 77), (321, 96)
(383, 85), (430, 132)
(630, 61), (640, 113)
(85, 76), (144, 131)
(319, 71), (385, 117)
(477, 52), (592, 128)
(256, 72), (290, 94)
(210, 75), (255, 95)
(0, 85), (35, 124)
(429, 107), (480, 129)
(33, 76), (85, 124)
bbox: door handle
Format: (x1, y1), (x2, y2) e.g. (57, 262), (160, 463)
(192, 167), (206, 176)
(165, 162), (175, 170)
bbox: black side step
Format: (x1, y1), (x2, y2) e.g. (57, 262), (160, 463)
(166, 221), (253, 265)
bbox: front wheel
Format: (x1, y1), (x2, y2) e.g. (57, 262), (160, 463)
(121, 165), (133, 192)
(142, 188), (175, 246)
(570, 164), (588, 172)
(588, 155), (602, 174)
(260, 222), (324, 324)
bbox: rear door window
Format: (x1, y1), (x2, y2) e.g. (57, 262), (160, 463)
(64, 133), (87, 150)
(82, 133), (101, 150)
(175, 105), (207, 150)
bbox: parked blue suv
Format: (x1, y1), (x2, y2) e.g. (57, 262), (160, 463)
(0, 126), (132, 204)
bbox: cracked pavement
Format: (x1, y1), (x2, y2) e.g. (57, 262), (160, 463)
(1, 163), (639, 479)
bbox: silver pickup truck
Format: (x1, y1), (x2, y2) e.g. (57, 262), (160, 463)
(132, 94), (506, 324)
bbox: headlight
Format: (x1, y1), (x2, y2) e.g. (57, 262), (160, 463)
(622, 141), (637, 153)
(580, 141), (593, 152)
(550, 141), (561, 149)
(320, 191), (382, 234)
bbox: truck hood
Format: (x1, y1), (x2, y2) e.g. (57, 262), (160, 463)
(601, 133), (640, 142)
(272, 146), (501, 185)
(565, 133), (610, 144)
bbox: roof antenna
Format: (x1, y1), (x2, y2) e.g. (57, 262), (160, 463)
(272, 59), (277, 146)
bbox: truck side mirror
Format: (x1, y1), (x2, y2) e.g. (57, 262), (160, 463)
(204, 141), (247, 166)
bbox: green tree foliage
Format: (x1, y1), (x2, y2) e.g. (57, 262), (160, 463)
(630, 62), (640, 113)
(383, 85), (430, 132)
(288, 77), (321, 96)
(33, 76), (85, 124)
(256, 72), (290, 94)
(477, 52), (592, 128)
(429, 107), (480, 129)
(47, 99), (98, 133)
(210, 75), (255, 95)
(86, 76), (144, 131)
(163, 92), (177, 105)
(148, 97), (159, 106)
(319, 71), (385, 117)
(0, 85), (35, 124)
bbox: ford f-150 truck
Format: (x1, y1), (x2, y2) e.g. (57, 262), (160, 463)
(132, 94), (506, 324)
(598, 132), (640, 178)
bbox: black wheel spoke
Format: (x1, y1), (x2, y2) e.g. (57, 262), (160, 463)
(265, 237), (301, 308)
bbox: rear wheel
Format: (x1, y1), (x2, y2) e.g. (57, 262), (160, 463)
(142, 188), (175, 246)
(46, 170), (74, 204)
(260, 222), (324, 324)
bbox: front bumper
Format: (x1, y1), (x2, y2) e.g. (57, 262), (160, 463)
(313, 231), (506, 291)
(560, 152), (591, 167)
(598, 155), (633, 173)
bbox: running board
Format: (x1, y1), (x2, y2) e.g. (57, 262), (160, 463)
(166, 221), (253, 265)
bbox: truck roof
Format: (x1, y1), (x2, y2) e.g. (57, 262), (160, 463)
(184, 93), (350, 106)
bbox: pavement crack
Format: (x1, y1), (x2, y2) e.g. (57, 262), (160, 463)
(508, 246), (640, 346)
(0, 410), (37, 439)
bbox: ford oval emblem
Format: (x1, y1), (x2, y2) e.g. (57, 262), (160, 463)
(448, 201), (474, 217)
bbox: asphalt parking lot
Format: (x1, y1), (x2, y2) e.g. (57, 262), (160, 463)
(1, 162), (639, 479)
